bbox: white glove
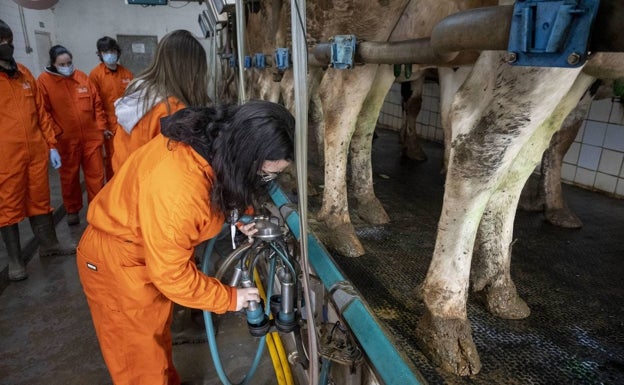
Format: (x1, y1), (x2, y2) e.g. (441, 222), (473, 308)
(49, 149), (62, 169)
(235, 287), (260, 311)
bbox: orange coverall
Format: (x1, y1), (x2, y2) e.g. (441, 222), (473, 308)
(112, 97), (184, 172)
(38, 69), (107, 214)
(0, 64), (57, 227)
(88, 62), (133, 181)
(77, 134), (236, 385)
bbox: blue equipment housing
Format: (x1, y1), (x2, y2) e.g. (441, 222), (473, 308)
(507, 0), (601, 67)
(330, 35), (356, 70)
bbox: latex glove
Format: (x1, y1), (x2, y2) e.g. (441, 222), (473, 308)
(104, 130), (114, 139)
(235, 287), (260, 311)
(49, 149), (62, 169)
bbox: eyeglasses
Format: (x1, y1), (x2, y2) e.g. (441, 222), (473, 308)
(258, 170), (279, 182)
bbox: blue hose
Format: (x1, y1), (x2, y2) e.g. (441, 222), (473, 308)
(200, 229), (275, 385)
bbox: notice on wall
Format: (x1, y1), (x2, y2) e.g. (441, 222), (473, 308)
(131, 43), (146, 54)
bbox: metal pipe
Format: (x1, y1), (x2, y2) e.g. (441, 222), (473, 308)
(235, 0), (247, 103)
(290, 0), (320, 383)
(309, 5), (513, 67)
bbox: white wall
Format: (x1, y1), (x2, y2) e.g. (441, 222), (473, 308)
(0, 1), (56, 76)
(378, 81), (624, 198)
(1, 0), (209, 76)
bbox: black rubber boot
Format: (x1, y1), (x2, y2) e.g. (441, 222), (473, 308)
(0, 224), (27, 281)
(29, 213), (75, 257)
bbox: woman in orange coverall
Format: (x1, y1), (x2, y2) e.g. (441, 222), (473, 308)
(0, 20), (74, 281)
(88, 36), (134, 182)
(38, 45), (107, 226)
(77, 100), (294, 384)
(112, 29), (211, 172)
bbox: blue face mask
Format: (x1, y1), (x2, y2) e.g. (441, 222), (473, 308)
(57, 64), (74, 77)
(102, 53), (118, 65)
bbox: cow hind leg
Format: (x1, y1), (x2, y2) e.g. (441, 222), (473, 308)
(350, 65), (394, 225)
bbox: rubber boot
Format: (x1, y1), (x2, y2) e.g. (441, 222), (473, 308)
(29, 213), (75, 257)
(0, 224), (27, 281)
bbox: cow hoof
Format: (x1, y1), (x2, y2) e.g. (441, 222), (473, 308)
(318, 222), (365, 258)
(416, 311), (482, 376)
(354, 197), (390, 225)
(545, 208), (583, 228)
(478, 282), (531, 320)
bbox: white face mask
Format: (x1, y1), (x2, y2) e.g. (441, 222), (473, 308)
(57, 64), (74, 77)
(102, 53), (118, 66)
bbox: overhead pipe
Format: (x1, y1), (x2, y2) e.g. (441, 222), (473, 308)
(309, 5), (513, 67)
(235, 0), (247, 103)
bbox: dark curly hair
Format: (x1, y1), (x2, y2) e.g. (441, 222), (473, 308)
(160, 100), (295, 215)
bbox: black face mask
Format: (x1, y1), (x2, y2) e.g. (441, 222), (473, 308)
(0, 43), (14, 62)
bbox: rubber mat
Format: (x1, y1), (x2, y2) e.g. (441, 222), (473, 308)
(309, 129), (624, 385)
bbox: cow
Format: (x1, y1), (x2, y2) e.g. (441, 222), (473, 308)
(234, 0), (624, 376)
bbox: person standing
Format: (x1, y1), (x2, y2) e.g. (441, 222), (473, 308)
(38, 45), (107, 226)
(89, 36), (133, 182)
(112, 29), (211, 172)
(0, 20), (74, 280)
(77, 101), (294, 384)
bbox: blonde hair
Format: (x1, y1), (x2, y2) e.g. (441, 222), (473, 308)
(124, 30), (210, 113)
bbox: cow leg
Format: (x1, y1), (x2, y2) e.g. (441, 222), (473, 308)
(417, 51), (585, 376)
(399, 74), (428, 161)
(542, 83), (596, 228)
(350, 65), (395, 225)
(472, 73), (595, 322)
(438, 66), (472, 174)
(317, 65), (380, 257)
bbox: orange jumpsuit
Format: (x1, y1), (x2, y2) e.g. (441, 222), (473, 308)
(0, 64), (58, 226)
(112, 96), (185, 172)
(76, 134), (236, 385)
(37, 69), (107, 214)
(88, 63), (133, 182)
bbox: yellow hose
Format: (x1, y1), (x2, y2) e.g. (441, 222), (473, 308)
(254, 270), (295, 385)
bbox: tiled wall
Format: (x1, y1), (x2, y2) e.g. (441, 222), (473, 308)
(378, 81), (624, 198)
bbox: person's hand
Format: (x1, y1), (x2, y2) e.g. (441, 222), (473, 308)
(49, 149), (62, 169)
(104, 130), (114, 139)
(235, 287), (260, 311)
(238, 222), (258, 239)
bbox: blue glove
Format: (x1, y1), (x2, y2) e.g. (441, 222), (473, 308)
(49, 149), (62, 169)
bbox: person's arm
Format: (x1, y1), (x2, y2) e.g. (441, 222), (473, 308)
(139, 163), (238, 313)
(36, 76), (64, 137)
(89, 78), (108, 132)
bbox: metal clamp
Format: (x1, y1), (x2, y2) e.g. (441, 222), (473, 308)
(274, 48), (290, 71)
(329, 35), (356, 70)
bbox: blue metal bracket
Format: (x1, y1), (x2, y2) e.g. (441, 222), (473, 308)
(229, 55), (237, 68)
(274, 48), (290, 71)
(244, 55), (252, 69)
(254, 53), (266, 69)
(330, 34), (356, 70)
(507, 0), (600, 67)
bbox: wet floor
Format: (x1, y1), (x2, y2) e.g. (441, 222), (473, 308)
(310, 128), (624, 385)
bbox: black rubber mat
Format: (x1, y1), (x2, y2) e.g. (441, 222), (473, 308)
(309, 129), (624, 385)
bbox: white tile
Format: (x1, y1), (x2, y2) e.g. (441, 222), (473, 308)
(604, 124), (624, 152)
(598, 149), (624, 176)
(563, 142), (581, 164)
(428, 126), (437, 140)
(587, 99), (613, 121)
(578, 144), (602, 170)
(582, 120), (607, 146)
(616, 179), (624, 197)
(609, 101), (624, 125)
(574, 168), (596, 187)
(561, 163), (577, 182)
(594, 173), (617, 194)
(435, 127), (444, 142)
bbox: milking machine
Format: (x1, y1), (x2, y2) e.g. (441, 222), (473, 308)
(200, 203), (375, 385)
